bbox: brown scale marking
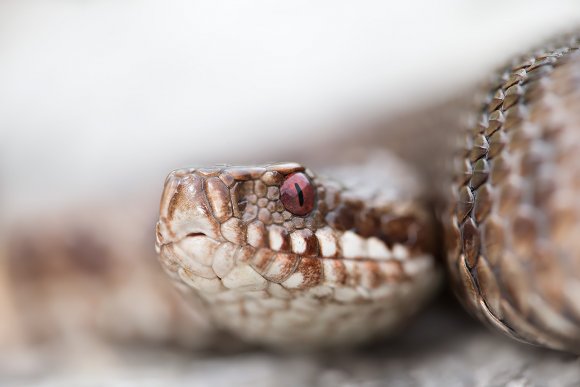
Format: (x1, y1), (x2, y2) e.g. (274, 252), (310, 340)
(254, 180), (267, 198)
(549, 207), (578, 246)
(475, 257), (502, 319)
(304, 212), (321, 230)
(528, 100), (553, 125)
(196, 167), (221, 176)
(512, 210), (538, 258)
(269, 162), (304, 175)
(246, 194), (258, 204)
(520, 149), (546, 178)
(262, 253), (300, 283)
(261, 171), (284, 186)
(316, 200), (328, 214)
(488, 130), (508, 159)
(508, 125), (535, 152)
(242, 205), (258, 222)
(486, 110), (505, 135)
(258, 208), (272, 224)
(488, 89), (505, 112)
(503, 69), (527, 89)
(470, 134), (489, 162)
(228, 166), (267, 180)
(532, 246), (565, 310)
(498, 251), (530, 315)
(514, 57), (535, 70)
(247, 220), (268, 248)
(380, 260), (408, 282)
(490, 153), (511, 185)
(526, 64), (555, 84)
(205, 177), (233, 222)
(525, 77), (550, 102)
(379, 214), (417, 247)
(354, 209), (379, 239)
(292, 216), (305, 229)
(362, 261), (384, 289)
(456, 158), (473, 185)
(498, 179), (523, 216)
(293, 257), (323, 289)
(325, 201), (359, 231)
(461, 217), (480, 268)
(470, 159), (490, 190)
(527, 57), (555, 72)
(533, 175), (556, 208)
(474, 184), (493, 223)
(266, 186), (280, 200)
(293, 228), (319, 257)
(455, 254), (483, 315)
(503, 104), (527, 131)
(167, 176), (197, 220)
(219, 172), (235, 188)
(235, 245), (256, 263)
(481, 215), (506, 265)
(343, 260), (361, 288)
(327, 259), (348, 285)
(250, 249), (275, 274)
(269, 225), (291, 252)
(456, 186), (474, 222)
(503, 85), (523, 110)
(272, 212), (284, 224)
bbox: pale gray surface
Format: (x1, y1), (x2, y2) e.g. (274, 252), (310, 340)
(4, 301), (580, 387)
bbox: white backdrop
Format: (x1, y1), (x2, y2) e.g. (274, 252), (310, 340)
(2, 1), (580, 218)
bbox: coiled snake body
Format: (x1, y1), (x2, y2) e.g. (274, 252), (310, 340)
(157, 33), (580, 353)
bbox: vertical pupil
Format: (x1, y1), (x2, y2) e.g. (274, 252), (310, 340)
(294, 183), (304, 206)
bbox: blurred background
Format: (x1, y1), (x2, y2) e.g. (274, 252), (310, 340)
(2, 1), (580, 385)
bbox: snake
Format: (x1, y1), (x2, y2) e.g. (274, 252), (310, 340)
(4, 32), (580, 355)
(155, 32), (580, 353)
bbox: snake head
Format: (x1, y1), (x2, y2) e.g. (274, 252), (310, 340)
(156, 159), (441, 347)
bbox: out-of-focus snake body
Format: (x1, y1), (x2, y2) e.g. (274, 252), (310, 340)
(3, 32), (580, 354)
(446, 34), (580, 352)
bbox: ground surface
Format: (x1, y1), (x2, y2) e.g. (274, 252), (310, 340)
(4, 299), (579, 387)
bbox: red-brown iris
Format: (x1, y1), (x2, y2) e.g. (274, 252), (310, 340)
(280, 172), (315, 216)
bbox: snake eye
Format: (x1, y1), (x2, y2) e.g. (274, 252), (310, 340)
(280, 172), (315, 216)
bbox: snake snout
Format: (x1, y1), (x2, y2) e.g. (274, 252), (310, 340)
(156, 169), (226, 248)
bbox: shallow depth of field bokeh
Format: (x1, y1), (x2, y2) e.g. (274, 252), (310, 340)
(2, 1), (580, 385)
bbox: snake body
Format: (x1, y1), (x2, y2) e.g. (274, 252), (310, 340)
(446, 35), (580, 353)
(157, 33), (580, 352)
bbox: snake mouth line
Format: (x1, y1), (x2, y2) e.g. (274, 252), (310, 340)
(186, 232), (207, 238)
(170, 232), (423, 264)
